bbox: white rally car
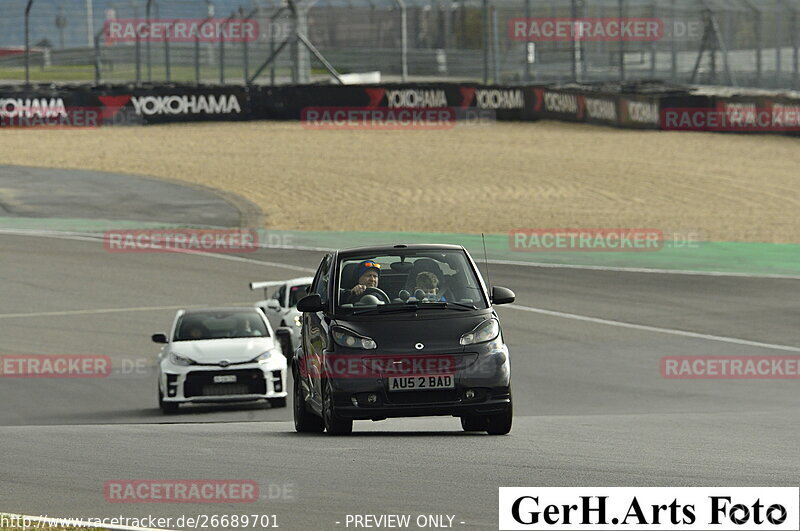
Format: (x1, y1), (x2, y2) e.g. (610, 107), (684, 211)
(250, 277), (313, 358)
(152, 307), (288, 413)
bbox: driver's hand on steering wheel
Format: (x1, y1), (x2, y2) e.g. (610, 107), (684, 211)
(351, 284), (366, 296)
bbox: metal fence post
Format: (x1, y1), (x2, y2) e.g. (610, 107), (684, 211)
(397, 0), (408, 81)
(146, 0), (153, 82)
(85, 0), (95, 48)
(164, 21), (173, 82)
(270, 18), (276, 85)
(650, 0), (657, 78)
(24, 0), (35, 87)
(793, 8), (799, 89)
(571, 0), (578, 82)
(776, 4), (784, 87)
(389, 0), (409, 80)
(196, 31), (201, 84)
(242, 8), (258, 85)
(618, 0), (625, 81)
(222, 14), (235, 84)
(196, 17), (212, 85)
(94, 27), (104, 84)
(670, 0), (677, 82)
(524, 0), (531, 82)
(754, 5), (762, 87)
(492, 3), (499, 82)
(483, 0), (489, 83)
(135, 28), (142, 85)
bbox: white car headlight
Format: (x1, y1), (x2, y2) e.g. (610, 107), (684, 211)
(460, 319), (500, 346)
(251, 350), (278, 363)
(332, 328), (377, 350)
(294, 314), (302, 327)
(168, 352), (195, 366)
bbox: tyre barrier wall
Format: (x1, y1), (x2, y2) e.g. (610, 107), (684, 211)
(0, 82), (798, 136)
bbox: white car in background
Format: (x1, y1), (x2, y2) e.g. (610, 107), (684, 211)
(152, 307), (287, 413)
(250, 277), (313, 358)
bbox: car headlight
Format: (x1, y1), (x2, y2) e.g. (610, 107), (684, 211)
(294, 314), (302, 327)
(460, 319), (500, 346)
(168, 352), (195, 366)
(251, 350), (277, 363)
(332, 328), (377, 350)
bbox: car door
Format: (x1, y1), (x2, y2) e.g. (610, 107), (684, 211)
(263, 284), (285, 331)
(302, 254), (333, 409)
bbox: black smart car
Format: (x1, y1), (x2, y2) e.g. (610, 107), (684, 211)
(292, 244), (515, 435)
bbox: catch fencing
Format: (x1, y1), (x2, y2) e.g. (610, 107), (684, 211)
(1, 0), (799, 90)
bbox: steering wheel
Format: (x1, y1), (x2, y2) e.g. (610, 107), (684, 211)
(360, 286), (391, 304)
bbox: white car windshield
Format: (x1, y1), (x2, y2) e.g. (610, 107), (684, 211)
(173, 310), (269, 341)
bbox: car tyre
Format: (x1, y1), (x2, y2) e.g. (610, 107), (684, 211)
(269, 397), (287, 408)
(158, 387), (179, 414)
(486, 403), (512, 435)
(322, 380), (353, 435)
(293, 375), (324, 433)
(460, 415), (486, 432)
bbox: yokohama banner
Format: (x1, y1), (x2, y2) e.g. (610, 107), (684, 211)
(3, 82), (798, 137)
(0, 85), (248, 127)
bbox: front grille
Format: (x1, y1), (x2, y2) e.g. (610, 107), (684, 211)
(386, 390), (458, 405)
(184, 369), (266, 398)
(201, 384), (250, 396)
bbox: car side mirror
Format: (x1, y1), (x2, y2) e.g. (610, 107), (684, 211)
(296, 294), (324, 313)
(491, 286), (515, 305)
(151, 333), (168, 344)
(265, 299), (281, 311)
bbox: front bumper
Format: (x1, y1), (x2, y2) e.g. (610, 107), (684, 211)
(335, 389), (511, 420)
(324, 347), (511, 420)
(160, 361), (287, 404)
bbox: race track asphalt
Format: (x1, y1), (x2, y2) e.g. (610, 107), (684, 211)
(0, 167), (797, 530)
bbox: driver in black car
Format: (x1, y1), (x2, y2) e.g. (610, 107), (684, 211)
(341, 260), (381, 304)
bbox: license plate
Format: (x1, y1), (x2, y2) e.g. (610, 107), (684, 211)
(388, 374), (454, 391)
(213, 375), (237, 383)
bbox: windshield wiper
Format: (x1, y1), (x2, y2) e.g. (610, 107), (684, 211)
(352, 302), (476, 315)
(414, 301), (477, 311)
(353, 304), (421, 316)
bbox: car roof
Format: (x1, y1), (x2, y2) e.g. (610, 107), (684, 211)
(337, 243), (466, 256)
(181, 307), (264, 315)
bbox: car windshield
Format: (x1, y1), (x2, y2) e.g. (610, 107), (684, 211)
(173, 310), (269, 341)
(335, 250), (487, 313)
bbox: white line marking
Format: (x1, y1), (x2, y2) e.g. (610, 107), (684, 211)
(0, 302), (253, 320)
(504, 304), (800, 352)
(273, 244), (800, 280)
(487, 258), (800, 280)
(177, 251), (316, 272)
(2, 229), (798, 279)
(0, 229), (316, 273)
